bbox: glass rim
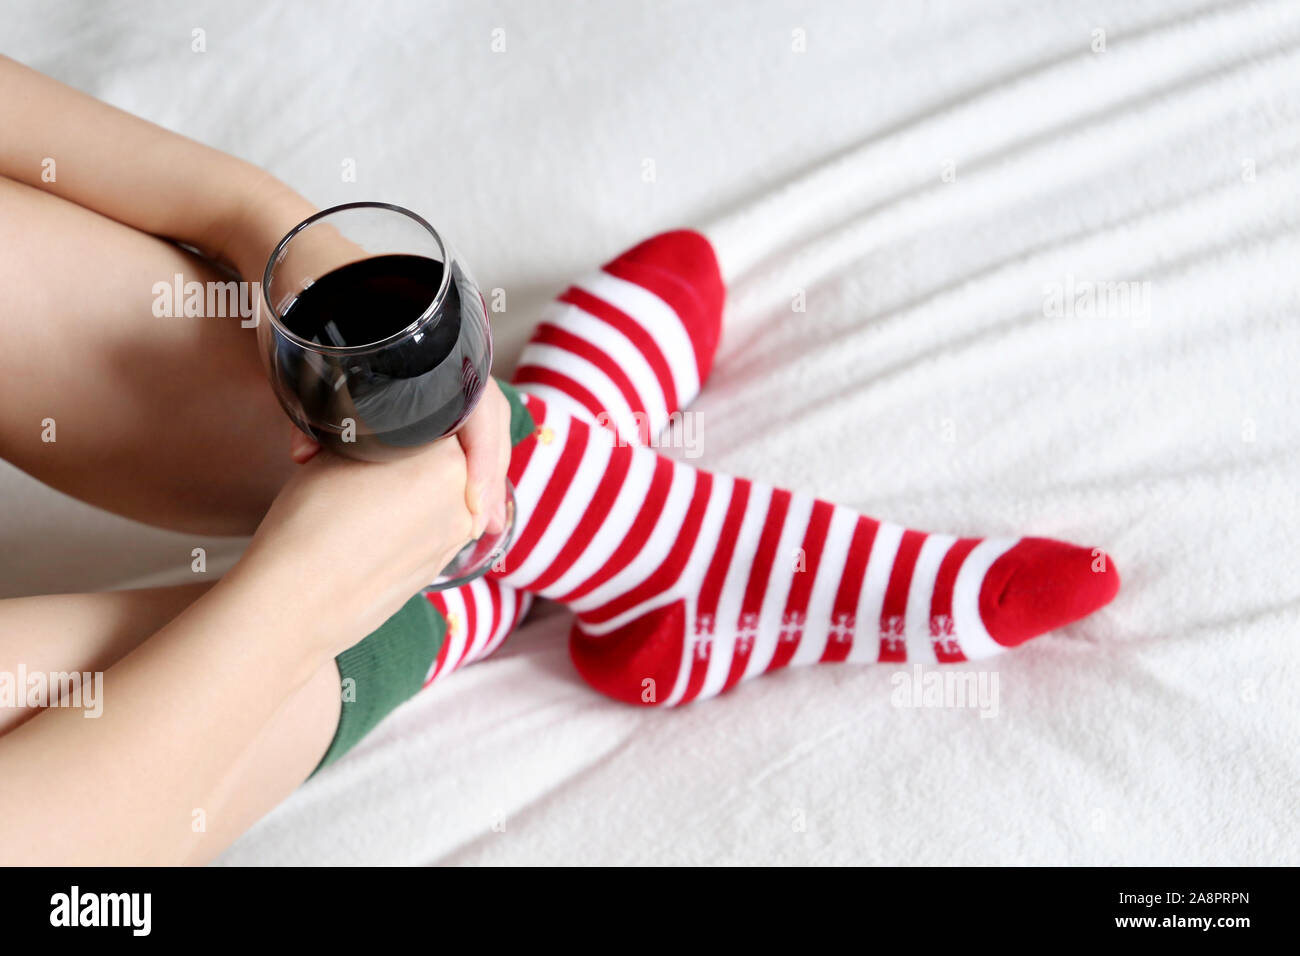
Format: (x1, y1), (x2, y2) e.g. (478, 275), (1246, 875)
(260, 201), (453, 356)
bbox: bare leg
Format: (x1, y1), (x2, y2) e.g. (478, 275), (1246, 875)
(0, 176), (293, 536)
(0, 175), (343, 862)
(0, 58), (488, 858)
(0, 585), (210, 737)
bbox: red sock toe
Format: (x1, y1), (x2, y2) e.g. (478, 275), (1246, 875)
(602, 230), (724, 381)
(979, 538), (1120, 647)
(570, 602), (688, 706)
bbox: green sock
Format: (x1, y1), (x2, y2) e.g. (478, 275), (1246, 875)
(313, 595), (446, 772)
(312, 380), (534, 775)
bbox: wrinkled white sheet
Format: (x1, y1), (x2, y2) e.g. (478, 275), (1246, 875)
(3, 0), (1297, 864)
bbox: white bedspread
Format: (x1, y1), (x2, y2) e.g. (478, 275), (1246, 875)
(3, 0), (1297, 865)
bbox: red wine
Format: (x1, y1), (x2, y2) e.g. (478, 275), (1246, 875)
(282, 253), (447, 348)
(271, 253), (489, 460)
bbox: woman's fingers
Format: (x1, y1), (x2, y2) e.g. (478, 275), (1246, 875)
(246, 425), (478, 657)
(416, 438), (476, 572)
(456, 379), (511, 537)
(289, 425), (321, 465)
(285, 379), (510, 540)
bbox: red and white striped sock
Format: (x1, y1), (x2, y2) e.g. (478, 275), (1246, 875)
(422, 230), (726, 686)
(421, 575), (533, 686)
(496, 394), (1121, 706)
(512, 229), (723, 444)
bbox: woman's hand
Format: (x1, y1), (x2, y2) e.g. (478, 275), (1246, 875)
(291, 378), (513, 539)
(451, 378), (512, 536)
(236, 435), (476, 660)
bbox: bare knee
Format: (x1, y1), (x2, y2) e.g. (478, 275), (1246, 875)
(0, 177), (292, 535)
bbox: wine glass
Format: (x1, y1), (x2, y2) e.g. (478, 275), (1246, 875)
(258, 201), (514, 588)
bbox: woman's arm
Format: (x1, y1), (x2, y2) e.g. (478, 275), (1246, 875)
(0, 54), (313, 282)
(0, 564), (339, 864)
(0, 435), (477, 865)
(0, 56), (511, 530)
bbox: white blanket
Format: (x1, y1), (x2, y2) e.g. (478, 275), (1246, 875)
(3, 0), (1297, 865)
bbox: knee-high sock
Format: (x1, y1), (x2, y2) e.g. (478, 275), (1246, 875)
(318, 231), (728, 768)
(492, 392), (1120, 707)
(422, 230), (725, 686)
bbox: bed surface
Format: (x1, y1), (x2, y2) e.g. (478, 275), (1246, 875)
(3, 0), (1297, 865)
